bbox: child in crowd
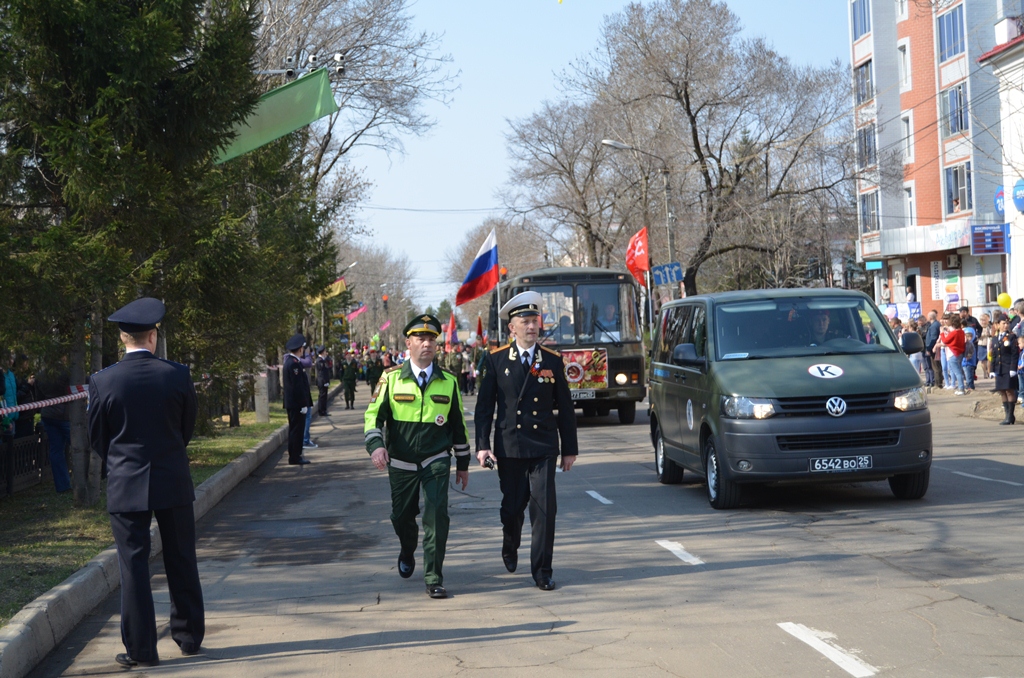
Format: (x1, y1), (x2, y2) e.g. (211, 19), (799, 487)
(962, 326), (976, 392)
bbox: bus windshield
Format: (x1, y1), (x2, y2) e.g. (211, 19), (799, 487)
(531, 283), (641, 345)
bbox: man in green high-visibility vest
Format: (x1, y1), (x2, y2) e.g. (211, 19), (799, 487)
(364, 314), (471, 599)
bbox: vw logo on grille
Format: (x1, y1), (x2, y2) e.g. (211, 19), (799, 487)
(826, 397), (848, 417)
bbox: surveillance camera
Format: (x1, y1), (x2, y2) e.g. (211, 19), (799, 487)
(285, 67), (295, 78)
(333, 52), (345, 63)
(332, 65), (345, 75)
(284, 55), (295, 66)
(307, 54), (318, 65)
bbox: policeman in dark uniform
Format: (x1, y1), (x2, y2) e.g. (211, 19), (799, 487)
(364, 315), (471, 599)
(283, 333), (313, 465)
(87, 298), (203, 668)
(475, 291), (578, 591)
(341, 353), (359, 409)
(315, 345), (331, 416)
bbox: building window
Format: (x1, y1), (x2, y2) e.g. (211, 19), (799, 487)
(896, 0), (908, 20)
(854, 61), (874, 105)
(852, 0), (871, 40)
(897, 43), (910, 89)
(859, 191), (879, 233)
(986, 282), (1003, 304)
(857, 124), (877, 168)
(945, 161), (972, 215)
(940, 83), (969, 137)
(901, 114), (914, 163)
(937, 5), (964, 62)
(904, 185), (916, 226)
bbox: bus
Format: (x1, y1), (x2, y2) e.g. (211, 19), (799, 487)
(502, 267), (646, 424)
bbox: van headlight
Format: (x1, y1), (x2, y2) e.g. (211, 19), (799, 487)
(893, 387), (927, 411)
(722, 396), (775, 420)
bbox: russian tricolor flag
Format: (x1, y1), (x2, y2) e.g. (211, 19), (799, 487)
(456, 229), (499, 306)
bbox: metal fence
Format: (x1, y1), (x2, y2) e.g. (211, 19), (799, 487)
(0, 429), (52, 500)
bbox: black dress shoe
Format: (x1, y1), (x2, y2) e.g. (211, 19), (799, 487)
(502, 550), (517, 573)
(398, 552), (415, 578)
(536, 578), (556, 591)
(180, 641), (200, 656)
(288, 458), (311, 465)
(115, 653), (159, 668)
(427, 584), (448, 598)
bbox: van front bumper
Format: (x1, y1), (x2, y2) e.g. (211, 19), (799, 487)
(717, 409), (931, 483)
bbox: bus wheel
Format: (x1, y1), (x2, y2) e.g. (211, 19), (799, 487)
(581, 404), (598, 418)
(596, 404), (611, 417)
(618, 401), (636, 424)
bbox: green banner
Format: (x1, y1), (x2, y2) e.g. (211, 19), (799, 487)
(216, 69), (340, 163)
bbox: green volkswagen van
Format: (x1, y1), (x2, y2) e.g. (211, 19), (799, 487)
(648, 289), (931, 509)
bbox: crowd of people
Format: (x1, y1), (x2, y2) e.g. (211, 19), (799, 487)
(338, 342), (488, 398)
(890, 302), (1024, 424)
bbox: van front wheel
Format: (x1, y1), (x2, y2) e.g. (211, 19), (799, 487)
(656, 428), (683, 484)
(704, 436), (742, 509)
(889, 468), (930, 500)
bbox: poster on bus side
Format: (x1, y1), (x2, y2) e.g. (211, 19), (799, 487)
(561, 348), (608, 390)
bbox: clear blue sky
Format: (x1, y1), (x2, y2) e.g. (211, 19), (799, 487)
(347, 0), (850, 308)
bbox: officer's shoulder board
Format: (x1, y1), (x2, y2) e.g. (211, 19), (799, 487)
(438, 367), (458, 379)
(384, 365), (400, 374)
(490, 343), (510, 355)
(539, 345), (562, 357)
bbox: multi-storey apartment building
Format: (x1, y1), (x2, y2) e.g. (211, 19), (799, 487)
(852, 0), (1007, 317)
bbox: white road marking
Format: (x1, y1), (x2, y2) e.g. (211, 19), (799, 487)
(935, 466), (1023, 487)
(778, 622), (877, 677)
(655, 540), (704, 565)
(586, 490), (613, 504)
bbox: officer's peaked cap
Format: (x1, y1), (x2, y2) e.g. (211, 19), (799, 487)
(108, 297), (165, 333)
(404, 314), (442, 337)
(285, 333), (306, 351)
(500, 291), (542, 321)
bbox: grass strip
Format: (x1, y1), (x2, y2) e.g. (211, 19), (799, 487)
(0, 409), (287, 628)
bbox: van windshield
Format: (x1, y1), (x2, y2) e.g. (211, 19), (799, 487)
(714, 297), (899, 360)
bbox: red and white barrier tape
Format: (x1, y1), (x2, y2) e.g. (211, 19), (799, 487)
(0, 390), (89, 417)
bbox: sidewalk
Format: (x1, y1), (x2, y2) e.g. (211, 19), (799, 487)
(26, 389), (525, 677)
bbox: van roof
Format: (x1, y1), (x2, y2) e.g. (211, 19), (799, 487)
(663, 287), (873, 307)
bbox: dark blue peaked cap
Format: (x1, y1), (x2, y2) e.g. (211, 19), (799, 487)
(108, 297), (165, 333)
(285, 333), (307, 351)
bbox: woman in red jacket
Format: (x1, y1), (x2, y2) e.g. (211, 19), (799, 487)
(941, 315), (967, 395)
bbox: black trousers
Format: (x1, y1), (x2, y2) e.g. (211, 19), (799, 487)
(286, 408), (305, 462)
(109, 505), (204, 661)
(344, 383), (356, 408)
(497, 455), (557, 582)
(317, 385), (329, 415)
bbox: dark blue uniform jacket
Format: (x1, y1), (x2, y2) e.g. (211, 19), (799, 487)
(475, 344), (578, 459)
(88, 351), (198, 513)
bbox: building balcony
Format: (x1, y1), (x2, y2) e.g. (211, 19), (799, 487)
(860, 214), (1002, 259)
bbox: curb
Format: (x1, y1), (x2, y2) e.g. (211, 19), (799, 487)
(0, 383), (343, 678)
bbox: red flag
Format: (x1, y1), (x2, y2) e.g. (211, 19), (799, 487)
(625, 228), (650, 284)
(446, 312), (458, 351)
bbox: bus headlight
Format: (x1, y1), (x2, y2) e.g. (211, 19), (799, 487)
(893, 387), (927, 411)
(722, 396), (775, 420)
(615, 373), (628, 385)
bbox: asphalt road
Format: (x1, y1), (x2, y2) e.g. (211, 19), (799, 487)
(29, 388), (1024, 677)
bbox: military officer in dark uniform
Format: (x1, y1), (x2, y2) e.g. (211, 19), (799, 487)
(364, 315), (471, 599)
(475, 291), (578, 591)
(315, 345), (331, 416)
(87, 298), (204, 668)
(283, 334), (313, 465)
(341, 352), (359, 409)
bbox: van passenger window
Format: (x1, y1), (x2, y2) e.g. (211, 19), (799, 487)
(691, 306), (707, 358)
(656, 306), (692, 363)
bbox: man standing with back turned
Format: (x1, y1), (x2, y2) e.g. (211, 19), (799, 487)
(283, 333), (313, 465)
(88, 298), (203, 668)
(475, 291), (578, 591)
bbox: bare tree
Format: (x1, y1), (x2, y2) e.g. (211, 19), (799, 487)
(336, 239), (418, 345)
(569, 0), (857, 295)
(503, 100), (633, 268)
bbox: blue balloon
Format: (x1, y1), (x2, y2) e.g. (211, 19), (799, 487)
(1013, 179), (1024, 212)
(995, 187), (1005, 216)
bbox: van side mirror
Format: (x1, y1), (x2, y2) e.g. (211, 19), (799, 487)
(901, 331), (923, 355)
(672, 343), (701, 366)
